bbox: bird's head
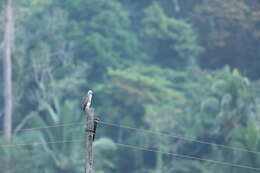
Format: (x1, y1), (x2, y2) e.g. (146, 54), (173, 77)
(88, 90), (93, 95)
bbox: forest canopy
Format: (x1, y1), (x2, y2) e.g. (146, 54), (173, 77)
(1, 0), (260, 173)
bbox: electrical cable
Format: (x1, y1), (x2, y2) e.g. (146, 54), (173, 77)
(100, 120), (260, 156)
(0, 122), (84, 134)
(0, 139), (83, 148)
(114, 142), (260, 172)
(1, 120), (260, 158)
(1, 138), (259, 172)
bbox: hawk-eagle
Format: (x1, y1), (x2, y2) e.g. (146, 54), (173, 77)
(82, 90), (93, 111)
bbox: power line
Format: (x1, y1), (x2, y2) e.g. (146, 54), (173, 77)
(0, 122), (85, 134)
(100, 121), (260, 156)
(0, 139), (84, 148)
(114, 142), (260, 172)
(1, 120), (260, 157)
(0, 138), (260, 172)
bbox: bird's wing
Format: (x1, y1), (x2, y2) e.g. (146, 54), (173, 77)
(81, 94), (88, 110)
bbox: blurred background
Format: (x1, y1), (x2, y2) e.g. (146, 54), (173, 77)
(1, 0), (260, 172)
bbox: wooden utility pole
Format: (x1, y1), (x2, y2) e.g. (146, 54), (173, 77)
(84, 98), (94, 173)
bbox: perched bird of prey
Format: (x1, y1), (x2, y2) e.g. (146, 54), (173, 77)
(82, 90), (93, 111)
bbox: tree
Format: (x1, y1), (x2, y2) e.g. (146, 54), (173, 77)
(61, 0), (140, 80)
(13, 1), (87, 130)
(25, 100), (85, 173)
(142, 3), (202, 69)
(1, 0), (260, 172)
(0, 136), (42, 173)
(192, 0), (260, 79)
(3, 0), (14, 142)
(94, 138), (117, 173)
(98, 65), (187, 172)
(221, 120), (260, 173)
(4, 3), (87, 171)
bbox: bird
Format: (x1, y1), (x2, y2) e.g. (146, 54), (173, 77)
(82, 90), (93, 111)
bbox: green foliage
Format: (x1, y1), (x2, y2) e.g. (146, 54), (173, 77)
(20, 100), (84, 173)
(0, 136), (42, 173)
(200, 67), (255, 140)
(1, 0), (260, 173)
(64, 0), (140, 78)
(204, 120), (260, 173)
(94, 138), (117, 173)
(192, 0), (260, 79)
(142, 3), (202, 69)
(162, 160), (210, 173)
